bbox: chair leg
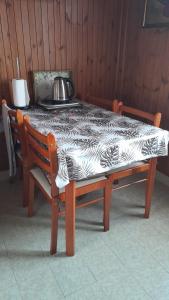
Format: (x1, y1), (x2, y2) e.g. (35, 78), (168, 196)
(65, 181), (76, 256)
(103, 181), (112, 231)
(144, 158), (157, 219)
(28, 175), (35, 217)
(50, 200), (59, 255)
(23, 166), (29, 207)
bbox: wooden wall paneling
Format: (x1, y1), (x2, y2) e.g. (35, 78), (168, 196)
(117, 0), (129, 99)
(20, 0), (32, 72)
(119, 0), (169, 176)
(0, 16), (10, 101)
(34, 0), (45, 71)
(47, 0), (56, 70)
(93, 0), (103, 98)
(105, 0), (120, 98)
(13, 0), (27, 79)
(97, 0), (109, 98)
(0, 0), (14, 102)
(76, 0), (83, 96)
(71, 0), (78, 94)
(102, 0), (114, 98)
(114, 0), (124, 98)
(53, 0), (62, 70)
(108, 0), (121, 98)
(20, 0), (33, 98)
(27, 0), (39, 72)
(41, 0), (50, 70)
(86, 0), (94, 96)
(60, 0), (67, 70)
(81, 0), (88, 98)
(5, 0), (19, 80)
(157, 30), (169, 127)
(65, 0), (72, 71)
(90, 0), (99, 97)
(122, 1), (145, 109)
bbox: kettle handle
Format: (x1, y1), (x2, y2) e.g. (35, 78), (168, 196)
(66, 78), (75, 99)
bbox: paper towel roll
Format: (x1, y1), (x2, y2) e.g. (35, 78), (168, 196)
(12, 79), (30, 107)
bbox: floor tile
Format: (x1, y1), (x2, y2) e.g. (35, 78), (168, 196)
(97, 269), (152, 300)
(0, 242), (22, 300)
(64, 282), (106, 300)
(48, 256), (96, 297)
(1, 175), (169, 300)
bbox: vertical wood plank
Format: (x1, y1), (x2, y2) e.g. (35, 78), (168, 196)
(41, 0), (50, 70)
(0, 15), (9, 100)
(0, 0), (14, 84)
(77, 0), (83, 96)
(34, 0), (45, 70)
(65, 0), (72, 70)
(94, 0), (105, 97)
(71, 0), (78, 93)
(20, 0), (32, 74)
(81, 0), (88, 98)
(53, 0), (62, 70)
(86, 0), (94, 96)
(47, 0), (56, 70)
(5, 0), (19, 79)
(13, 0), (27, 79)
(27, 0), (39, 71)
(60, 0), (67, 70)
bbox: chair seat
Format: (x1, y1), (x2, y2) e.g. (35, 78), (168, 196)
(30, 167), (106, 197)
(106, 161), (147, 175)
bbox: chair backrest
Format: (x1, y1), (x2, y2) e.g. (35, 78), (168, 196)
(24, 116), (58, 196)
(85, 95), (112, 110)
(2, 99), (26, 157)
(112, 99), (161, 128)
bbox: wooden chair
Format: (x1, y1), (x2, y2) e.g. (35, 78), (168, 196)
(23, 116), (112, 255)
(2, 100), (28, 207)
(108, 99), (161, 218)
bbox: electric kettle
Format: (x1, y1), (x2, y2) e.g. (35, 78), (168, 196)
(53, 76), (75, 101)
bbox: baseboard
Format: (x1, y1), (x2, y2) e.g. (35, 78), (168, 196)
(156, 171), (169, 188)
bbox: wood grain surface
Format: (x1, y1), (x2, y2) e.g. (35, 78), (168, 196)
(0, 0), (169, 175)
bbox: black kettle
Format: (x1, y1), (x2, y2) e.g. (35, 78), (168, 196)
(53, 77), (75, 101)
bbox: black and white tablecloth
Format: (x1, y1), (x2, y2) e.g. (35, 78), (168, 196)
(26, 102), (169, 188)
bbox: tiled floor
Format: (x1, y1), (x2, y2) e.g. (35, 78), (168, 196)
(1, 173), (169, 300)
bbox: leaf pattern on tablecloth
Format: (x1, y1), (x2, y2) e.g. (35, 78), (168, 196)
(141, 137), (159, 156)
(24, 101), (169, 188)
(100, 145), (119, 168)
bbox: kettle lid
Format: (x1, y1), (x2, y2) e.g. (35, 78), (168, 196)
(54, 76), (65, 80)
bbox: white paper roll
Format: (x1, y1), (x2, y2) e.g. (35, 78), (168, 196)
(12, 79), (30, 107)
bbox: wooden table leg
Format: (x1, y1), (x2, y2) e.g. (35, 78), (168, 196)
(65, 181), (76, 256)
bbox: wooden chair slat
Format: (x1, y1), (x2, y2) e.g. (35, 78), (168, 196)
(25, 120), (49, 145)
(27, 134), (50, 160)
(29, 149), (51, 173)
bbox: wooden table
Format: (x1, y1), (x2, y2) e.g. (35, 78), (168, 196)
(25, 101), (169, 255)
